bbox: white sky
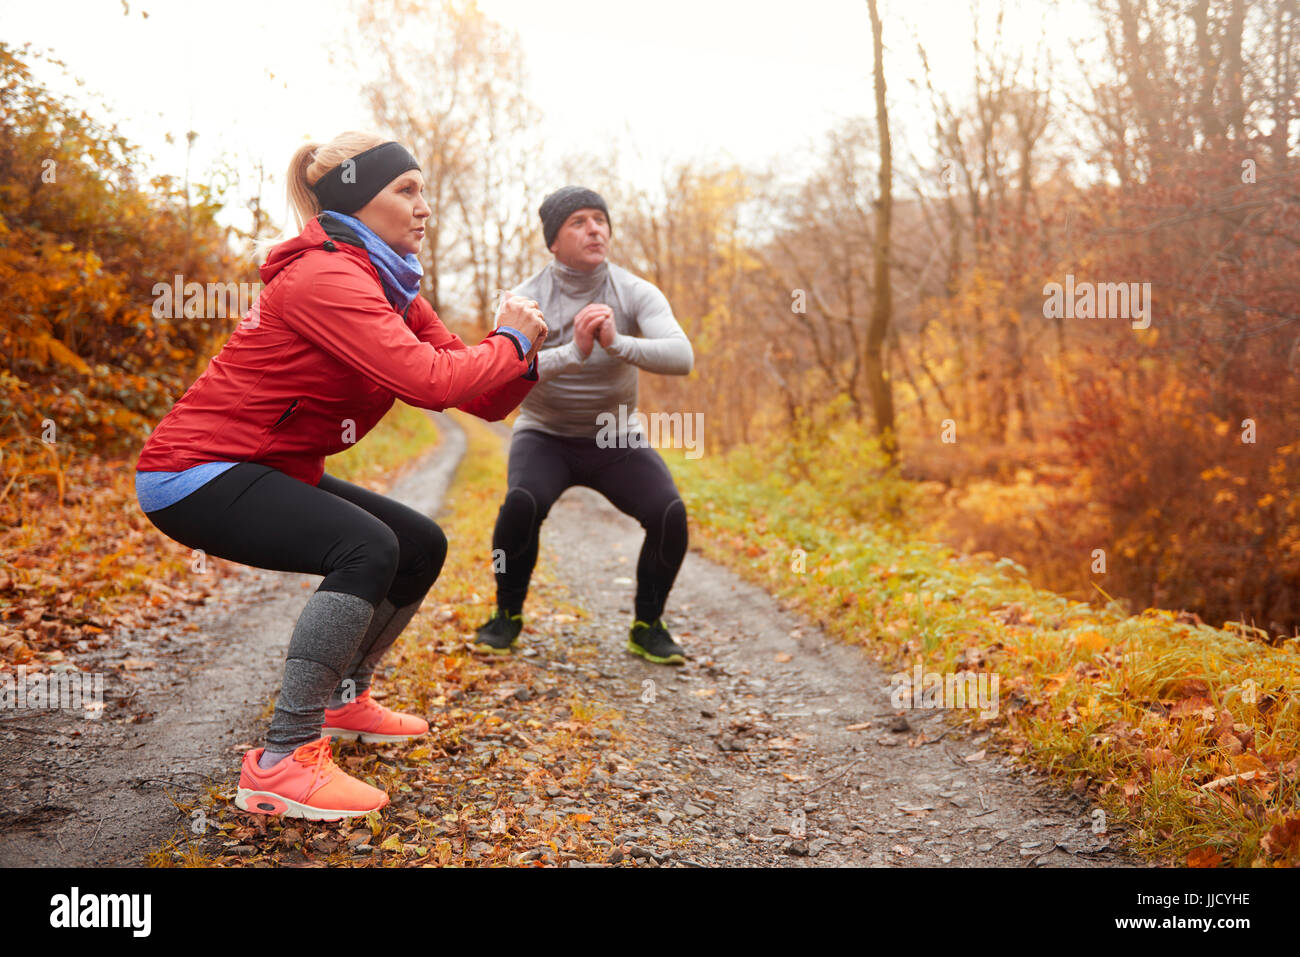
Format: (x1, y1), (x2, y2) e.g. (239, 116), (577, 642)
(2, 0), (1100, 232)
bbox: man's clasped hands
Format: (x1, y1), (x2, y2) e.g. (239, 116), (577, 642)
(497, 296), (615, 363)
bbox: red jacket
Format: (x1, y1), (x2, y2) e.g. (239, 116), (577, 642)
(135, 215), (534, 486)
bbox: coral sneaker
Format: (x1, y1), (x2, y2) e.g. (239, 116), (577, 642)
(322, 689), (429, 744)
(234, 736), (389, 821)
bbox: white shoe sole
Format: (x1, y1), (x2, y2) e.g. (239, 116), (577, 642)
(234, 788), (384, 821)
(322, 726), (427, 744)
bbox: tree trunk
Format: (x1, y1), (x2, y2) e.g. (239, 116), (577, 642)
(865, 0), (897, 463)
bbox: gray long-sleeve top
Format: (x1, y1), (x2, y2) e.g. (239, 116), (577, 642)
(508, 259), (693, 438)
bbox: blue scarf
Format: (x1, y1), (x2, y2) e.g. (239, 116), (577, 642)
(320, 211), (423, 313)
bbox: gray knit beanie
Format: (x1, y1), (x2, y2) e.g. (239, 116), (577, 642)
(539, 186), (612, 248)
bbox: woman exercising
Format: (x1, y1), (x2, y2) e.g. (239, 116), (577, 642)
(134, 131), (547, 820)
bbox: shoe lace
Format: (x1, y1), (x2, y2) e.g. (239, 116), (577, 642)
(292, 737), (337, 789)
(356, 694), (388, 717)
(635, 619), (669, 643)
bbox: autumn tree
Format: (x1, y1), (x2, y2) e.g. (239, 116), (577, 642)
(865, 0), (897, 462)
(0, 42), (242, 469)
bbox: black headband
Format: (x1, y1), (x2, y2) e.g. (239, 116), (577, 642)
(309, 141), (422, 215)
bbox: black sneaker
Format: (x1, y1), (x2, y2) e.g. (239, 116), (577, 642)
(627, 619), (686, 665)
(474, 608), (523, 653)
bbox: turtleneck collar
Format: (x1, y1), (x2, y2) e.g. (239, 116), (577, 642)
(551, 258), (609, 296)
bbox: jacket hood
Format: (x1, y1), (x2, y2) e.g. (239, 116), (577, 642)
(259, 214), (369, 285)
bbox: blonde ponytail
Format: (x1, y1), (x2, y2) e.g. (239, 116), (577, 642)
(287, 131), (390, 230)
(251, 130), (392, 262)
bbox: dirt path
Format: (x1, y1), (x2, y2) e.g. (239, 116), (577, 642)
(0, 421), (464, 867)
(490, 427), (1129, 867)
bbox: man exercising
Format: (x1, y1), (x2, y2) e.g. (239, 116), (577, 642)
(474, 186), (694, 664)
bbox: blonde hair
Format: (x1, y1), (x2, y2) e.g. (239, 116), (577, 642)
(252, 130), (390, 261)
(287, 130), (390, 230)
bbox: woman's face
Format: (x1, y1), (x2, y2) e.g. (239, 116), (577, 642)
(355, 169), (430, 256)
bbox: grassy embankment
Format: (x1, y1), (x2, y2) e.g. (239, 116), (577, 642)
(664, 427), (1300, 867)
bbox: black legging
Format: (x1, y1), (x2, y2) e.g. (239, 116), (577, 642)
(491, 428), (688, 621)
(142, 462), (447, 609)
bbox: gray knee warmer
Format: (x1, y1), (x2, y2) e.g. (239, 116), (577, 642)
(265, 590), (376, 751)
(330, 597), (423, 703)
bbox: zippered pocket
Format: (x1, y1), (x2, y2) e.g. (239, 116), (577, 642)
(250, 397), (305, 463)
(271, 398), (301, 430)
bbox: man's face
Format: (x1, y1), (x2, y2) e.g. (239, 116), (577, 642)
(549, 207), (610, 271)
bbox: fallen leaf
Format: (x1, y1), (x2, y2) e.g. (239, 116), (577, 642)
(1230, 752), (1269, 775)
(1260, 816), (1300, 857)
(1041, 671), (1071, 694)
(1209, 710), (1234, 739)
(1169, 678), (1211, 700)
(1072, 630), (1108, 653)
(1170, 696), (1213, 718)
(1187, 847), (1222, 867)
(1143, 747), (1174, 769)
(1215, 731), (1244, 756)
(964, 749), (987, 762)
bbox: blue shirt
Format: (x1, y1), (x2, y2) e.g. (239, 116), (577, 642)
(135, 461), (239, 513)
